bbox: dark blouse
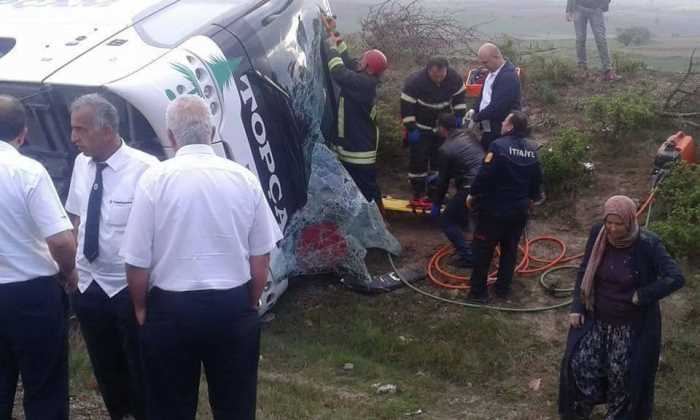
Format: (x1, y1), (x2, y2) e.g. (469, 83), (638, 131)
(594, 245), (641, 325)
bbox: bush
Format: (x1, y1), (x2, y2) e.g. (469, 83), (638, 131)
(649, 163), (700, 259)
(617, 26), (652, 47)
(612, 52), (647, 75)
(374, 97), (404, 160)
(585, 90), (656, 142)
(525, 55), (576, 88)
(540, 128), (592, 195)
(532, 80), (559, 105)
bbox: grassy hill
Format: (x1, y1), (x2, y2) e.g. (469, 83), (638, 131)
(331, 0), (700, 72)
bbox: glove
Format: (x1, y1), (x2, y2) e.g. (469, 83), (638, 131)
(465, 194), (475, 209)
(466, 109), (475, 122)
(407, 129), (421, 145)
(455, 116), (464, 128)
(430, 203), (441, 219)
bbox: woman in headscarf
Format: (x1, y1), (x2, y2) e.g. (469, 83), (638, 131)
(558, 195), (684, 420)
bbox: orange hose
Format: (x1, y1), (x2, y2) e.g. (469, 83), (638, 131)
(427, 191), (656, 290)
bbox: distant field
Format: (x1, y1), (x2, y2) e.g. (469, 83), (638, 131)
(522, 36), (699, 73)
(331, 0), (699, 73)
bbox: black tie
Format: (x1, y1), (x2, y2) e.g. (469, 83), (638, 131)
(83, 162), (107, 263)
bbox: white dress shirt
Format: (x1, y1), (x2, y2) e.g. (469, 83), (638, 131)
(120, 144), (283, 292)
(65, 141), (159, 297)
(0, 141), (72, 284)
(479, 62), (506, 112)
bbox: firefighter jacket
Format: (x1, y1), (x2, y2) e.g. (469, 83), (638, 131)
(431, 129), (484, 204)
(470, 133), (543, 217)
(327, 42), (380, 166)
(400, 67), (467, 133)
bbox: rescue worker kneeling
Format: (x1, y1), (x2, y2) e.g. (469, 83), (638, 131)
(430, 113), (484, 267)
(467, 111), (543, 302)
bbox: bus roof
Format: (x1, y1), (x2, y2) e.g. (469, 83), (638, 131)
(0, 0), (255, 86)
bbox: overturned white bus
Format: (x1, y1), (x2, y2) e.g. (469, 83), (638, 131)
(0, 0), (400, 313)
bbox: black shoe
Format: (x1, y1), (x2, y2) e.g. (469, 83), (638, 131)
(447, 254), (474, 269)
(493, 289), (511, 301)
(466, 292), (489, 305)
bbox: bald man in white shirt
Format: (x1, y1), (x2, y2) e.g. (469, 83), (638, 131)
(0, 95), (77, 420)
(122, 95), (283, 420)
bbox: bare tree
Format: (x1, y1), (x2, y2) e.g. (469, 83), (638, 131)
(661, 49), (700, 127)
(360, 0), (481, 64)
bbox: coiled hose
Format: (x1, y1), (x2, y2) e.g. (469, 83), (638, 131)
(388, 192), (656, 312)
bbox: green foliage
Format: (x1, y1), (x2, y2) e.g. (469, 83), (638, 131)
(497, 35), (522, 64)
(540, 128), (592, 195)
(612, 51), (647, 75)
(375, 97), (404, 159)
(525, 55), (576, 88)
(532, 80), (559, 105)
(584, 90), (657, 142)
(617, 26), (653, 47)
(649, 163), (700, 258)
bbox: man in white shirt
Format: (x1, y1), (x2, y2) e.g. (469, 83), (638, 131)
(65, 94), (158, 420)
(121, 95), (283, 420)
(469, 43), (522, 149)
(0, 95), (77, 420)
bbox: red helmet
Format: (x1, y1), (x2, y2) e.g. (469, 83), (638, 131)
(360, 49), (388, 76)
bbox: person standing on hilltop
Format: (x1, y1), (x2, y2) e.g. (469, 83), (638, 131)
(566, 0), (621, 81)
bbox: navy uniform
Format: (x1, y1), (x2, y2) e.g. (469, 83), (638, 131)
(468, 133), (542, 300)
(431, 129), (484, 265)
(401, 68), (467, 198)
(327, 41), (382, 204)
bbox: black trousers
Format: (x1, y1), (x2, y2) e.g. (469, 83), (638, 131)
(470, 212), (528, 297)
(140, 285), (261, 420)
(408, 131), (443, 198)
(439, 189), (474, 262)
(72, 282), (145, 420)
(0, 276), (68, 420)
(343, 162), (382, 203)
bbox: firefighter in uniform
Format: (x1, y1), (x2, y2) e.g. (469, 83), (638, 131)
(401, 57), (467, 202)
(467, 111), (542, 302)
(324, 16), (388, 211)
(430, 113), (484, 267)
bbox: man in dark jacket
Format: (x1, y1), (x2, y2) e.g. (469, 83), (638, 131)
(469, 43), (521, 150)
(430, 113), (484, 267)
(467, 111), (542, 302)
(401, 57), (467, 201)
(325, 17), (388, 210)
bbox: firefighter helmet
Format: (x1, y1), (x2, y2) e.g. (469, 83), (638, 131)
(360, 49), (388, 76)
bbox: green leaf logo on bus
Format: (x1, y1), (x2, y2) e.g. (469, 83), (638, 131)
(164, 54), (242, 103)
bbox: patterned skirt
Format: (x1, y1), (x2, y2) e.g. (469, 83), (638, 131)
(570, 320), (634, 420)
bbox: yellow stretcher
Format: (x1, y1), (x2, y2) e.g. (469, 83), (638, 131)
(382, 196), (433, 215)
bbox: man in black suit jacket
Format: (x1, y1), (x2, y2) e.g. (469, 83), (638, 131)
(469, 43), (521, 149)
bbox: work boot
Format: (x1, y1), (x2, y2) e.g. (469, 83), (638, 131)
(602, 69), (622, 82)
(448, 254), (473, 269)
(492, 288), (512, 303)
(465, 292), (489, 305)
(575, 64), (588, 80)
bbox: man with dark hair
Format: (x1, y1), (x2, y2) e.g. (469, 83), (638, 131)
(566, 0), (620, 81)
(0, 94), (77, 420)
(467, 111), (542, 302)
(66, 93), (158, 420)
(323, 15), (388, 211)
(401, 56), (467, 202)
(430, 113), (484, 267)
(469, 43), (521, 150)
